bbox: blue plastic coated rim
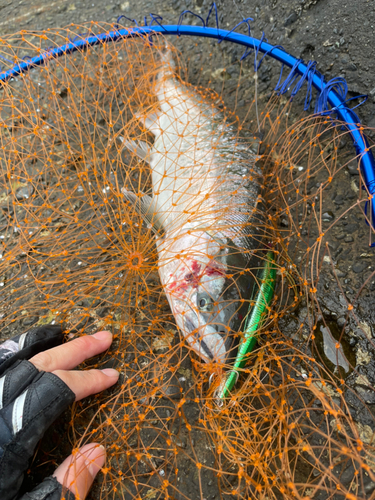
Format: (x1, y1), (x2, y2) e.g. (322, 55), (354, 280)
(0, 25), (374, 231)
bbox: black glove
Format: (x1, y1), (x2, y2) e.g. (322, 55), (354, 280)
(0, 325), (76, 500)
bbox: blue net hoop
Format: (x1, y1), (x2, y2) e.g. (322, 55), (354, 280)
(1, 22), (374, 233)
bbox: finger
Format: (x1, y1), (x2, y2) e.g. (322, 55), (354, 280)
(0, 325), (63, 375)
(53, 443), (106, 500)
(30, 331), (113, 372)
(53, 368), (119, 401)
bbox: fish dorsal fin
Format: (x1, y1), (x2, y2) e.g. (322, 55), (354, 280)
(121, 188), (165, 237)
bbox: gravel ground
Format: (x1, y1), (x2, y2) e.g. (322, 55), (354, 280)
(1, 0), (374, 498)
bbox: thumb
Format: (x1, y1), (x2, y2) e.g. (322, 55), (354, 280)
(53, 443), (106, 500)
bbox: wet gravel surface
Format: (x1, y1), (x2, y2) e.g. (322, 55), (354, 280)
(0, 0), (374, 498)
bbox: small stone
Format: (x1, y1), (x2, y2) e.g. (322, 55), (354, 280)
(284, 12), (298, 26)
(337, 317), (346, 328)
(333, 194), (345, 205)
(335, 232), (346, 240)
(161, 374), (181, 399)
(340, 464), (355, 483)
(322, 211), (335, 222)
(280, 217), (289, 227)
(347, 161), (359, 175)
(344, 235), (354, 243)
(352, 261), (367, 273)
(120, 1), (130, 11)
(328, 240), (339, 251)
(23, 316), (39, 326)
(345, 223), (358, 233)
(15, 185), (34, 200)
(335, 269), (347, 278)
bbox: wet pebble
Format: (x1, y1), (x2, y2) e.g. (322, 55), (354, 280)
(161, 375), (182, 399)
(284, 11), (298, 26)
(97, 306), (110, 317)
(333, 194), (345, 205)
(280, 217), (289, 227)
(352, 261), (368, 273)
(337, 316), (346, 328)
(344, 223), (358, 233)
(347, 160), (359, 175)
(23, 316), (39, 326)
(322, 211), (335, 222)
(335, 269), (347, 278)
(364, 478), (375, 494)
(340, 463), (355, 483)
(335, 232), (346, 240)
(0, 205), (14, 216)
(356, 385), (375, 404)
(344, 235), (354, 243)
(15, 185), (34, 200)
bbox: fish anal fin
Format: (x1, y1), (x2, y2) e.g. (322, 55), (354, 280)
(121, 188), (164, 237)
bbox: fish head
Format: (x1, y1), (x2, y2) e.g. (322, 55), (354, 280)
(158, 230), (253, 364)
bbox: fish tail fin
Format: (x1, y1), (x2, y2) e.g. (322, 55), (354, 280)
(158, 42), (176, 80)
(154, 43), (176, 94)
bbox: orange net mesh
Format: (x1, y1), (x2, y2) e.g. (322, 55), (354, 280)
(0, 23), (374, 500)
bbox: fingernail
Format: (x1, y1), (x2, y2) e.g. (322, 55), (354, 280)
(92, 331), (111, 340)
(101, 368), (119, 378)
(86, 445), (106, 478)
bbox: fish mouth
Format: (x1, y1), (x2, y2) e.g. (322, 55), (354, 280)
(183, 317), (229, 363)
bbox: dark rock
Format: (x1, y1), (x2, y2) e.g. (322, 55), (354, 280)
(345, 223), (358, 233)
(334, 247), (343, 258)
(335, 269), (347, 278)
(280, 217), (289, 227)
(327, 240), (339, 251)
(340, 463), (355, 483)
(364, 479), (375, 494)
(333, 194), (345, 205)
(284, 12), (298, 26)
(0, 205), (14, 215)
(335, 232), (346, 240)
(97, 306), (110, 317)
(348, 336), (358, 346)
(337, 317), (346, 328)
(160, 373), (182, 399)
(352, 261), (368, 273)
(22, 316), (39, 326)
(344, 235), (354, 243)
(347, 161), (359, 175)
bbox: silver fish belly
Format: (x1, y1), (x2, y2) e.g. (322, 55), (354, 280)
(122, 52), (263, 365)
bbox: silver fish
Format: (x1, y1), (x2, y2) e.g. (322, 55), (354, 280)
(122, 49), (263, 365)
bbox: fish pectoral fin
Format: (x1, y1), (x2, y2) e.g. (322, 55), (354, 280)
(118, 137), (151, 162)
(121, 188), (165, 237)
(136, 112), (161, 136)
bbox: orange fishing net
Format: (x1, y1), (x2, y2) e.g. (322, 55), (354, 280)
(0, 23), (374, 500)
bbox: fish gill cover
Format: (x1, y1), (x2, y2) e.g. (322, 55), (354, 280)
(0, 10), (374, 500)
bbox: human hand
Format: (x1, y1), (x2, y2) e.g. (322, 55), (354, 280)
(0, 325), (119, 500)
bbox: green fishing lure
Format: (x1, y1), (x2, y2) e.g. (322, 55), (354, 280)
(215, 251), (276, 401)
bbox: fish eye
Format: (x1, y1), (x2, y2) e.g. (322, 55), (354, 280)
(197, 293), (214, 312)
